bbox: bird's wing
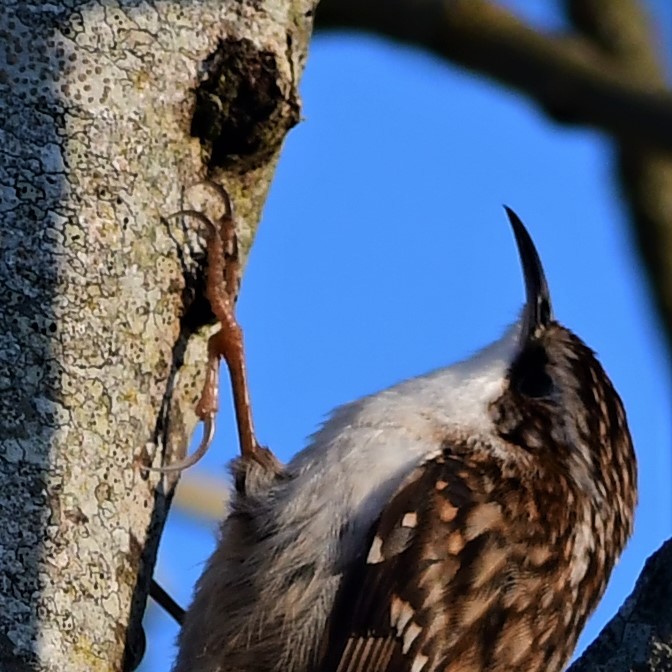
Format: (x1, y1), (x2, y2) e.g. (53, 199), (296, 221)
(317, 451), (568, 672)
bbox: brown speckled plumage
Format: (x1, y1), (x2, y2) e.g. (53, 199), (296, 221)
(173, 208), (637, 672)
(319, 323), (636, 672)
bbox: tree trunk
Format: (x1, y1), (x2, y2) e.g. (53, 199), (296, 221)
(0, 1), (313, 670)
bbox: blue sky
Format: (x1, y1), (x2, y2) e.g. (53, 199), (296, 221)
(142, 3), (672, 669)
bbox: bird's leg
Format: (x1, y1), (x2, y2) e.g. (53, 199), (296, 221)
(151, 182), (281, 477)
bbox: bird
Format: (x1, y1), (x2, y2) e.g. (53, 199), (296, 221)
(172, 203), (637, 672)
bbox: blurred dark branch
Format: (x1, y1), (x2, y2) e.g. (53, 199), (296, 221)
(315, 0), (672, 353)
(564, 7), (672, 666)
(316, 0), (672, 152)
(565, 0), (672, 371)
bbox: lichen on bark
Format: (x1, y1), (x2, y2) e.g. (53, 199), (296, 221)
(0, 1), (314, 669)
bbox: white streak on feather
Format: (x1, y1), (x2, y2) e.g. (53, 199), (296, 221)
(390, 597), (403, 627)
(411, 653), (429, 672)
(401, 512), (418, 528)
(402, 622), (422, 654)
(394, 600), (414, 635)
(570, 502), (595, 586)
(367, 536), (384, 564)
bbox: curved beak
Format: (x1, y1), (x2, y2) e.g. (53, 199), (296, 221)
(504, 207), (553, 341)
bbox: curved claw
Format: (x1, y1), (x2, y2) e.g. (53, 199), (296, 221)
(141, 418), (215, 474)
(164, 209), (218, 237)
(149, 181), (275, 478)
(189, 180), (233, 218)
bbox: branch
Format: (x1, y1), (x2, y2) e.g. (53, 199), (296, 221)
(569, 540), (672, 671)
(315, 0), (672, 352)
(316, 0), (672, 153)
(563, 0), (672, 361)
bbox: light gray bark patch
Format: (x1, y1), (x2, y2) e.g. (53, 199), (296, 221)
(191, 37), (301, 171)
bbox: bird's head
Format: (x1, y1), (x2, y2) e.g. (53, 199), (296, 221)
(488, 208), (637, 545)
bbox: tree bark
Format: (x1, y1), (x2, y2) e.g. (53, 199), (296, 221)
(568, 540), (672, 672)
(0, 1), (313, 670)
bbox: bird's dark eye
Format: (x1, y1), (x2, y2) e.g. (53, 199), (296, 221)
(510, 343), (554, 399)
